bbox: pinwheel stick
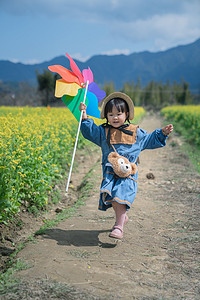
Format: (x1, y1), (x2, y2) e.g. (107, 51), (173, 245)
(66, 80), (89, 192)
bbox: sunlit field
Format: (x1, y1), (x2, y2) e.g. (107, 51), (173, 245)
(0, 106), (145, 222)
(161, 105), (200, 147)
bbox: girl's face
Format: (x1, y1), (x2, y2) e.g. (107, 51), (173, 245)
(107, 105), (128, 128)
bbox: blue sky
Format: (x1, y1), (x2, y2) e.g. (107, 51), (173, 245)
(0, 0), (200, 64)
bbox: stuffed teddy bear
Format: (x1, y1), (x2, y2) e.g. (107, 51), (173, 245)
(108, 152), (137, 178)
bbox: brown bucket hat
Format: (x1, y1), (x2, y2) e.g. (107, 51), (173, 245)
(100, 92), (134, 120)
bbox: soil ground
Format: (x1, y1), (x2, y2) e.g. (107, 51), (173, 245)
(1, 113), (200, 299)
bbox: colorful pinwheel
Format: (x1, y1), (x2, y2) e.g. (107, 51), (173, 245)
(48, 53), (106, 121)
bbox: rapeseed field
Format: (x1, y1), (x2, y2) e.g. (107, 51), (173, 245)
(0, 106), (145, 222)
(161, 105), (200, 146)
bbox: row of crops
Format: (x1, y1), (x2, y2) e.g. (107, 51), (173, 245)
(0, 106), (146, 223)
(161, 105), (200, 147)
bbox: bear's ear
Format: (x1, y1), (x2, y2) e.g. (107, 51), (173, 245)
(108, 152), (118, 163)
(110, 152), (118, 158)
(131, 163), (138, 175)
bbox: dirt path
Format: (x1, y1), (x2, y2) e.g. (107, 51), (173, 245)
(4, 114), (200, 299)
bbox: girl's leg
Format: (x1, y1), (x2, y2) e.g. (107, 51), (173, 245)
(112, 214), (129, 230)
(110, 201), (127, 239)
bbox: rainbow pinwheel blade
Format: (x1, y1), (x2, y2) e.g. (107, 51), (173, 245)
(48, 65), (80, 85)
(55, 80), (80, 98)
(88, 82), (106, 103)
(86, 91), (101, 119)
(65, 52), (84, 85)
(62, 89), (89, 122)
(48, 52), (106, 121)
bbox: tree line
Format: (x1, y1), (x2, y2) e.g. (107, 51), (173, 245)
(104, 79), (198, 108)
(0, 70), (199, 107)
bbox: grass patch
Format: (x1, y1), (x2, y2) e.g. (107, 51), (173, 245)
(180, 142), (200, 174)
(35, 159), (99, 236)
(0, 259), (31, 293)
(162, 117), (200, 174)
(0, 278), (107, 300)
(0, 156), (98, 296)
(34, 200), (84, 236)
(66, 249), (93, 259)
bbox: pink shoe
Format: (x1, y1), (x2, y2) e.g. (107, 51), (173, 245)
(109, 225), (123, 239)
(112, 214), (128, 231)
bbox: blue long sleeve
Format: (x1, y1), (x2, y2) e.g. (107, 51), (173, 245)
(80, 119), (102, 147)
(137, 128), (168, 151)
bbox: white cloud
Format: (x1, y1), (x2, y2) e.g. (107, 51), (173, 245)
(8, 58), (42, 64)
(101, 49), (130, 56)
(8, 58), (20, 63)
(0, 0), (199, 57)
(24, 59), (42, 65)
(108, 11), (200, 51)
(1, 0), (198, 20)
(71, 49), (131, 61)
(71, 53), (91, 62)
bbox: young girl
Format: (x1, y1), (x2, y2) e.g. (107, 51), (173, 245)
(79, 92), (173, 239)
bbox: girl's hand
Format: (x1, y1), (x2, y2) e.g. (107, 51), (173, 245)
(79, 102), (88, 119)
(79, 102), (87, 112)
(162, 124), (173, 135)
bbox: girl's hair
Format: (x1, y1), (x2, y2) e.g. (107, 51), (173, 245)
(105, 98), (129, 122)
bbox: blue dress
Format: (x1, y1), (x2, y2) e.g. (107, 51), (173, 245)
(81, 119), (168, 211)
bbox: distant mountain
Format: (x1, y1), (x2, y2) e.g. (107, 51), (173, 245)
(0, 38), (200, 92)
